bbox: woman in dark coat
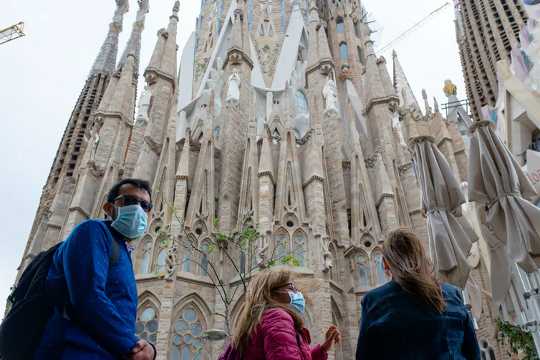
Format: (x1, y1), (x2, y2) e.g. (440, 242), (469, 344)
(355, 229), (481, 360)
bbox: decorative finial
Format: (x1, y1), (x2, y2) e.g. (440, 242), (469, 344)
(422, 89), (432, 115)
(443, 79), (457, 97)
(433, 97), (440, 113)
(173, 0), (180, 15)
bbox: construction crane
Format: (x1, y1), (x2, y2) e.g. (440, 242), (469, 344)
(377, 3), (451, 54)
(0, 22), (26, 46)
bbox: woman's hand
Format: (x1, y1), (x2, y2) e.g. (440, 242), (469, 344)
(321, 325), (341, 352)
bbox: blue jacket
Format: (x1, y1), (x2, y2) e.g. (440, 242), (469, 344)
(34, 220), (139, 359)
(356, 281), (480, 360)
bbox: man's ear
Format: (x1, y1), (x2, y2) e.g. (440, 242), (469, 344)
(103, 202), (114, 219)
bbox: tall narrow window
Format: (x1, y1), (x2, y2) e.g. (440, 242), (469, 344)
(339, 42), (349, 61)
(170, 306), (206, 360)
(336, 17), (345, 33)
(356, 253), (371, 288)
(156, 249), (167, 274)
(275, 231), (289, 262)
(182, 237), (196, 273)
(200, 241), (210, 276)
(373, 252), (388, 285)
(357, 46), (365, 65)
(240, 250), (246, 274)
(136, 304), (159, 344)
(292, 230), (307, 267)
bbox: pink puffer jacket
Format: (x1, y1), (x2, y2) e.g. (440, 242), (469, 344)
(242, 308), (328, 360)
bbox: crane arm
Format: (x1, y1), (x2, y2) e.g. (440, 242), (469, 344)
(0, 22), (25, 46)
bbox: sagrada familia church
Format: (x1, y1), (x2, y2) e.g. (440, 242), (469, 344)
(16, 0), (510, 359)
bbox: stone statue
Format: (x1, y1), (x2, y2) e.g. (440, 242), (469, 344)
(90, 131), (100, 162)
(226, 71), (241, 105)
(322, 76), (339, 115)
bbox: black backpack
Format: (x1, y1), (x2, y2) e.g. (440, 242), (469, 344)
(0, 237), (120, 360)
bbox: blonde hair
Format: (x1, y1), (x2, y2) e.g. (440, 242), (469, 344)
(383, 229), (446, 313)
(231, 269), (303, 352)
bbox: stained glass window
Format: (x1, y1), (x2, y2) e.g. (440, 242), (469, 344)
(292, 231), (307, 266)
(373, 252), (388, 285)
(356, 253), (370, 288)
(139, 238), (153, 274)
(136, 305), (159, 345)
(169, 307), (206, 360)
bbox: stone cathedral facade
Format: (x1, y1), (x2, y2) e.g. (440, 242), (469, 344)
(17, 0), (508, 359)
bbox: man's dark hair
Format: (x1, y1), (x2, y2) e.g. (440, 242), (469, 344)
(107, 178), (152, 203)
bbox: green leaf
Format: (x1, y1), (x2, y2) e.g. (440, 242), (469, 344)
(497, 319), (539, 360)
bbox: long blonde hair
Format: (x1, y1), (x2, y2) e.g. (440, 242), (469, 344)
(231, 269), (303, 352)
(383, 229), (446, 313)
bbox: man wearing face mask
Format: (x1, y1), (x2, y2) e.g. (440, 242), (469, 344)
(34, 179), (156, 360)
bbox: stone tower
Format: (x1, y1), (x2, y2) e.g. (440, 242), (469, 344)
(17, 1), (507, 359)
(454, 0), (528, 120)
(18, 0), (130, 272)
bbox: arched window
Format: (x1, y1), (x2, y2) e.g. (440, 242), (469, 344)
(292, 230), (307, 267)
(356, 253), (371, 288)
(156, 249), (167, 274)
(182, 236), (196, 273)
(339, 42), (349, 61)
(170, 306), (206, 360)
(136, 304), (159, 344)
(275, 230), (289, 262)
(138, 237), (153, 274)
(200, 240), (210, 276)
(373, 252), (388, 285)
(336, 17), (345, 33)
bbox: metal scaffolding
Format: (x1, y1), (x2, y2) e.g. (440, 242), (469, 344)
(0, 22), (25, 46)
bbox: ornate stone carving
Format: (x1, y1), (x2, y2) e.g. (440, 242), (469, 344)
(322, 76), (339, 115)
(226, 71), (241, 106)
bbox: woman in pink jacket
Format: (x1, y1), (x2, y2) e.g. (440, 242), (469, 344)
(221, 269), (340, 360)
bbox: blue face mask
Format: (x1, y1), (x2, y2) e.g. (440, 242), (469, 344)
(288, 291), (305, 315)
(111, 204), (148, 240)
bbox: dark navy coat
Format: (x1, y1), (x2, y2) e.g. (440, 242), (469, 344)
(356, 281), (480, 360)
(35, 220), (139, 359)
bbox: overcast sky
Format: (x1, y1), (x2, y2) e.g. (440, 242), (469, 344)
(0, 0), (465, 315)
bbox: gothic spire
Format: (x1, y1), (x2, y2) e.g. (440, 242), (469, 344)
(90, 0), (129, 76)
(118, 0), (150, 77)
(392, 50), (421, 113)
(146, 1), (180, 83)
